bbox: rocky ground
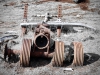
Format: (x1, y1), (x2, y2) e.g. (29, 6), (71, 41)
(0, 0), (100, 75)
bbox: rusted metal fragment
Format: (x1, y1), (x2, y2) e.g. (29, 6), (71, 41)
(31, 52), (54, 58)
(57, 26), (61, 37)
(23, 3), (28, 22)
(4, 48), (54, 59)
(58, 5), (62, 19)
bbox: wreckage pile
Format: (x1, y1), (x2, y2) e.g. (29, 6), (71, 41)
(0, 0), (100, 75)
(0, 2), (96, 67)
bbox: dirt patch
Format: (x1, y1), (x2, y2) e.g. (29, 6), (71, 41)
(79, 3), (89, 10)
(89, 8), (99, 12)
(3, 2), (16, 6)
(63, 5), (79, 10)
(37, 0), (90, 11)
(78, 0), (90, 10)
(0, 22), (16, 28)
(60, 0), (74, 3)
(98, 10), (100, 15)
(0, 21), (4, 24)
(35, 0), (74, 4)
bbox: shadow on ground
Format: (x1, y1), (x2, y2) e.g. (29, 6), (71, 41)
(0, 53), (100, 67)
(63, 53), (100, 67)
(29, 57), (51, 67)
(84, 53), (100, 65)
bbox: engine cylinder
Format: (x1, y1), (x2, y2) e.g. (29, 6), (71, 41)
(34, 33), (49, 49)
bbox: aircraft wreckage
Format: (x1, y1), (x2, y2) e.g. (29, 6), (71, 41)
(3, 4), (95, 67)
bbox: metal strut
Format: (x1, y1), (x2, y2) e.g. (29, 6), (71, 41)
(23, 3), (28, 22)
(58, 5), (62, 19)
